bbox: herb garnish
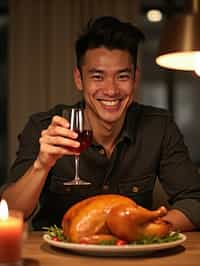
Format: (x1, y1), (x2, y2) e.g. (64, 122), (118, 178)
(43, 225), (182, 245)
(42, 225), (68, 242)
(99, 238), (117, 245)
(130, 232), (181, 245)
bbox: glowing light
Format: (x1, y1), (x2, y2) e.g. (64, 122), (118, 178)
(156, 51), (200, 76)
(0, 199), (9, 220)
(147, 9), (163, 22)
(194, 52), (200, 76)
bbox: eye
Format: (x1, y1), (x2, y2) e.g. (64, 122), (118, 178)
(118, 72), (131, 80)
(91, 74), (103, 80)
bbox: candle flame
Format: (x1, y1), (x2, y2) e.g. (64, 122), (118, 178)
(194, 53), (200, 76)
(0, 199), (9, 220)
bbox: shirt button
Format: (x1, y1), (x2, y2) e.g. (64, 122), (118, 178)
(103, 185), (109, 191)
(65, 187), (71, 192)
(132, 186), (139, 193)
(99, 149), (105, 155)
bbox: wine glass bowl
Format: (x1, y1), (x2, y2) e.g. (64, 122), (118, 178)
(62, 108), (92, 185)
(66, 129), (93, 153)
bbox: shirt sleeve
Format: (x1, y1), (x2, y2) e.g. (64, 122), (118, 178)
(6, 105), (64, 184)
(8, 115), (42, 183)
(0, 115), (43, 222)
(159, 115), (200, 227)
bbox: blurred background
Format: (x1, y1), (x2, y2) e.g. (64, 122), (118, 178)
(0, 0), (200, 186)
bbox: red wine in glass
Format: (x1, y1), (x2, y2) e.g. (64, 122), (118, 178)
(67, 129), (93, 153)
(62, 108), (92, 185)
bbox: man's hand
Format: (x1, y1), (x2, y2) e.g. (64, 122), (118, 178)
(34, 115), (80, 170)
(161, 209), (195, 232)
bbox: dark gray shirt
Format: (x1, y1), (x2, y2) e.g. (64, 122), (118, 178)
(2, 102), (200, 229)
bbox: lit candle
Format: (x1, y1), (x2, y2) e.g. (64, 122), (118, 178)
(0, 199), (24, 265)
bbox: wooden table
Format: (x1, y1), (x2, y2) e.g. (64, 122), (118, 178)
(22, 231), (200, 266)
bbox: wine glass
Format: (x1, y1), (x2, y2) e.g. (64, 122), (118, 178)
(62, 108), (92, 185)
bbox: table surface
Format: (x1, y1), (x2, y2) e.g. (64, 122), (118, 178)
(22, 231), (200, 266)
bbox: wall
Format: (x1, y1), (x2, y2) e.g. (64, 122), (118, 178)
(9, 0), (139, 164)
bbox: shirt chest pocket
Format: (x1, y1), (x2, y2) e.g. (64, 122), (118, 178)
(118, 175), (156, 209)
(49, 175), (101, 198)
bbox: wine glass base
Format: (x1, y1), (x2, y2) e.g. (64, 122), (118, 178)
(64, 179), (91, 186)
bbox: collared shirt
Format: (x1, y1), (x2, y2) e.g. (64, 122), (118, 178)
(2, 102), (200, 229)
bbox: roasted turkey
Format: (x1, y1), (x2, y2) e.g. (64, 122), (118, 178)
(62, 194), (171, 244)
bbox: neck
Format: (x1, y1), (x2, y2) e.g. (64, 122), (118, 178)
(85, 109), (125, 157)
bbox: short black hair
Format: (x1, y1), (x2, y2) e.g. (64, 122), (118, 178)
(75, 16), (145, 72)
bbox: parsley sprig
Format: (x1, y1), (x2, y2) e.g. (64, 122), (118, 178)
(99, 238), (117, 245)
(43, 225), (182, 245)
(130, 232), (181, 245)
(42, 225), (68, 242)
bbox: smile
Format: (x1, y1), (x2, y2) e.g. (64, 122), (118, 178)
(98, 100), (121, 106)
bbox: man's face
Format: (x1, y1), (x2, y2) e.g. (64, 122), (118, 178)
(74, 47), (136, 125)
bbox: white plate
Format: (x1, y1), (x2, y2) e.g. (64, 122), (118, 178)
(43, 233), (186, 256)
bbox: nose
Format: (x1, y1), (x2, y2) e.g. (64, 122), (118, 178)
(104, 77), (119, 96)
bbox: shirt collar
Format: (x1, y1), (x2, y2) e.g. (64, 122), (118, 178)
(118, 102), (141, 144)
(77, 100), (141, 145)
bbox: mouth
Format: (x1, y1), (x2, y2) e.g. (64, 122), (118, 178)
(99, 100), (121, 106)
(96, 99), (123, 113)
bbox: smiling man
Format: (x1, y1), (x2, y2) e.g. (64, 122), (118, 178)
(74, 47), (135, 156)
(1, 16), (200, 231)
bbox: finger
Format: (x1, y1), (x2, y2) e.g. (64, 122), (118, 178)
(51, 115), (69, 128)
(40, 135), (80, 149)
(43, 125), (78, 139)
(40, 142), (78, 156)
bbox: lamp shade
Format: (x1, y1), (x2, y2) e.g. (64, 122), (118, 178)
(156, 13), (200, 71)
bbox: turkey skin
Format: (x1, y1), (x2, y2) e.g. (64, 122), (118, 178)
(62, 194), (171, 244)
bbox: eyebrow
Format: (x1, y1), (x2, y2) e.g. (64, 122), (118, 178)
(88, 69), (104, 74)
(88, 68), (133, 74)
(118, 68), (132, 74)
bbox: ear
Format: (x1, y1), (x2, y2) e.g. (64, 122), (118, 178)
(73, 67), (83, 91)
(134, 67), (140, 90)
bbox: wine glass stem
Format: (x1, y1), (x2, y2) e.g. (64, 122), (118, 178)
(74, 155), (80, 182)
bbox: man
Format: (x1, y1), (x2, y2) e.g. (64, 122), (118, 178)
(1, 16), (200, 230)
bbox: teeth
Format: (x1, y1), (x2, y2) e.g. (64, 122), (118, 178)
(101, 100), (119, 106)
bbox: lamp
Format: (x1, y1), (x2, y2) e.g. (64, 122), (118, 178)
(156, 0), (200, 75)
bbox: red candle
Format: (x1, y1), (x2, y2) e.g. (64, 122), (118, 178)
(0, 200), (24, 264)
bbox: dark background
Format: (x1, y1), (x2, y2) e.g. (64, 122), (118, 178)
(0, 0), (8, 185)
(0, 0), (199, 186)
